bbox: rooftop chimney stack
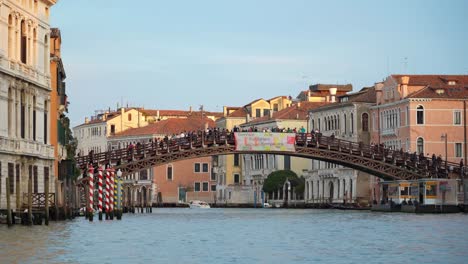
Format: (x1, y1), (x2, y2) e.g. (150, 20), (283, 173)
(401, 76), (410, 98)
(85, 117), (89, 124)
(329, 87), (337, 102)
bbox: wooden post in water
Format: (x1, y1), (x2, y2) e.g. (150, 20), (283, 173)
(6, 177), (12, 226)
(45, 177), (49, 225)
(55, 178), (59, 221)
(28, 177), (33, 225)
(63, 178), (68, 219)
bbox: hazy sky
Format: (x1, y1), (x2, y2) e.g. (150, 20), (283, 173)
(50, 0), (468, 127)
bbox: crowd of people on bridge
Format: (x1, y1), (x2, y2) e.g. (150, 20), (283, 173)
(82, 127), (464, 179)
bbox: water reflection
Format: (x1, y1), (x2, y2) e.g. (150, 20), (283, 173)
(1, 209), (467, 264)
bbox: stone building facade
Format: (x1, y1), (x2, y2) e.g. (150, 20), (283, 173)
(0, 0), (57, 210)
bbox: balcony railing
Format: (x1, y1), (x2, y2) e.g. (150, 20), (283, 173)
(381, 128), (397, 136)
(0, 137), (54, 159)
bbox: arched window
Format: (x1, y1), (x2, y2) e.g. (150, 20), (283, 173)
(33, 96), (36, 141)
(44, 100), (48, 144)
(417, 105), (424, 124)
(8, 15), (13, 58)
(417, 137), (424, 154)
(318, 118), (321, 131)
(344, 114), (347, 133)
(362, 113), (369, 132)
(128, 113), (132, 121)
(33, 28), (37, 66)
(20, 20), (27, 64)
(43, 35), (48, 74)
(20, 90), (25, 138)
(351, 113), (354, 133)
(311, 119), (315, 130)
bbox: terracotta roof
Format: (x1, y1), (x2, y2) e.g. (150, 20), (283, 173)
(226, 107), (248, 118)
(267, 95), (289, 101)
(139, 109), (190, 117)
(243, 102), (328, 125)
(111, 117), (215, 138)
(309, 84), (353, 92)
(408, 86), (468, 99)
(139, 109), (222, 118)
(391, 75), (468, 87)
(244, 98), (265, 107)
(340, 87), (377, 103)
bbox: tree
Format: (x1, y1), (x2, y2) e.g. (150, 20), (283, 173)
(262, 170), (298, 193)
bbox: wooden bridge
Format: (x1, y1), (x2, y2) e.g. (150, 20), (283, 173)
(76, 132), (465, 181)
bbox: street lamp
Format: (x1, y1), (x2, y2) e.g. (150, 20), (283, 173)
(116, 169), (123, 220)
(441, 133), (448, 173)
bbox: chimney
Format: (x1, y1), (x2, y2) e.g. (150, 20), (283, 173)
(400, 76), (410, 98)
(157, 110), (160, 117)
(375, 82), (384, 104)
(189, 106), (192, 113)
(223, 106), (228, 117)
(120, 107), (125, 115)
(329, 87), (337, 102)
(85, 117), (89, 124)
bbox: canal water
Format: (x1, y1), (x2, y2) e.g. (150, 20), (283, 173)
(1, 209), (467, 264)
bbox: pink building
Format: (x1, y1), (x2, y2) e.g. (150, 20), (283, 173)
(370, 74), (468, 165)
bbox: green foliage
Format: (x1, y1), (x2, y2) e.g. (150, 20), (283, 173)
(262, 170), (298, 193)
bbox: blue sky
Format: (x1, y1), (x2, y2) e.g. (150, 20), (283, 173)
(50, 0), (468, 126)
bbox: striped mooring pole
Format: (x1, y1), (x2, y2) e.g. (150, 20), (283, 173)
(88, 165), (94, 222)
(105, 167), (111, 220)
(110, 168), (115, 220)
(98, 166), (103, 221)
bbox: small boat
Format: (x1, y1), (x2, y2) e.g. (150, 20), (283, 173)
(0, 214), (22, 224)
(263, 202), (273, 208)
(189, 200), (210, 209)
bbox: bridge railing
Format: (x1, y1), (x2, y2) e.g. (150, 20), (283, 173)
(76, 132), (465, 179)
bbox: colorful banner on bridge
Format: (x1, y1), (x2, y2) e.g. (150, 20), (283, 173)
(234, 132), (296, 152)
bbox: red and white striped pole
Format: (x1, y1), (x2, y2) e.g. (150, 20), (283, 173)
(98, 166), (103, 221)
(105, 167), (111, 220)
(88, 165), (94, 222)
(110, 168), (115, 220)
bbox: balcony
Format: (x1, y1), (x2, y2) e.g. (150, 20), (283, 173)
(381, 128), (398, 137)
(0, 137), (54, 159)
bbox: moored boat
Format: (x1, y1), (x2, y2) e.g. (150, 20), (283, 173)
(189, 200), (210, 209)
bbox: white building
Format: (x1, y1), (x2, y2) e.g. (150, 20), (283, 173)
(0, 0), (57, 209)
(306, 86), (378, 205)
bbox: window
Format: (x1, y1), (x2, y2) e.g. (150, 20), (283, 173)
(140, 170), (148, 180)
(454, 111), (462, 125)
(255, 109), (261, 118)
(110, 125), (115, 135)
(202, 163), (209, 173)
(211, 184), (216, 192)
(194, 182), (201, 192)
(234, 173), (240, 184)
(417, 138), (424, 154)
(455, 143), (462, 158)
(351, 113), (354, 133)
(0, 162), (2, 196)
(273, 104), (279, 112)
(406, 106), (409, 126)
(7, 163), (14, 194)
(234, 154), (239, 166)
(263, 109), (270, 117)
(44, 167), (49, 188)
(417, 105), (424, 125)
(167, 165), (173, 181)
(33, 166), (38, 193)
(128, 113), (132, 121)
(194, 163), (201, 173)
(20, 20), (27, 64)
(211, 168), (216, 181)
(44, 101), (48, 144)
(448, 81), (457, 85)
(202, 182), (209, 192)
(16, 164), (20, 194)
(284, 156), (291, 170)
(362, 113), (369, 132)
